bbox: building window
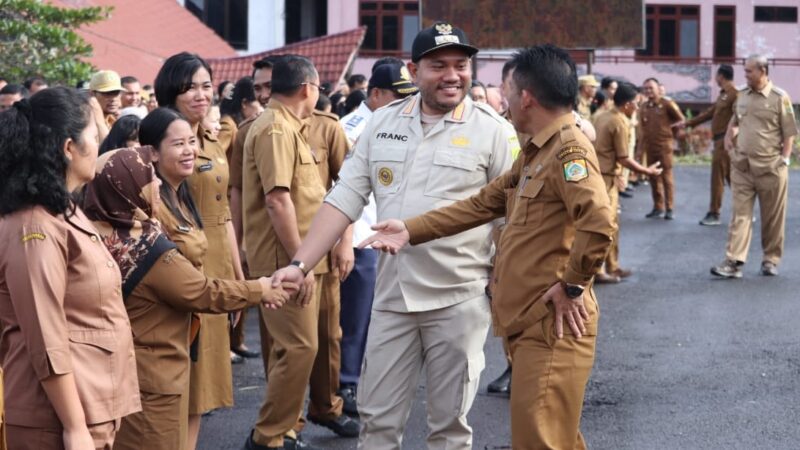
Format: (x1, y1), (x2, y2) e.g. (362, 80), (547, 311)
(754, 6), (798, 23)
(187, 0), (249, 50)
(359, 1), (419, 56)
(637, 4), (700, 59)
(714, 6), (735, 60)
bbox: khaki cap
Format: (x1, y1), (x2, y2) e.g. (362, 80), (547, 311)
(90, 70), (123, 93)
(578, 74), (600, 87)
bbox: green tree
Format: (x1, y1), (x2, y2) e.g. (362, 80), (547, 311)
(0, 0), (111, 87)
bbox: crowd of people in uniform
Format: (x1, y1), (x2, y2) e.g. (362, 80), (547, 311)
(0, 19), (796, 450)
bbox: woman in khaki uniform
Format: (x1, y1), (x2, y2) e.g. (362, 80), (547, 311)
(82, 147), (291, 450)
(0, 88), (141, 450)
(154, 52), (249, 448)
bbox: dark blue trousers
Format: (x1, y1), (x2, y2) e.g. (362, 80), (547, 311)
(339, 248), (378, 386)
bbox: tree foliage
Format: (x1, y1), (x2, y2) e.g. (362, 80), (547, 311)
(0, 0), (111, 87)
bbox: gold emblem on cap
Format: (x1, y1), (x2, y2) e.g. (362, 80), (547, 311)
(435, 23), (453, 35)
(378, 167), (394, 186)
(399, 66), (411, 81)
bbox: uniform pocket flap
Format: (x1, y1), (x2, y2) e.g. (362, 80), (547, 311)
(68, 330), (117, 353)
(519, 180), (544, 199)
(433, 148), (478, 171)
(298, 148), (315, 165)
(370, 147), (407, 162)
(467, 353), (486, 381)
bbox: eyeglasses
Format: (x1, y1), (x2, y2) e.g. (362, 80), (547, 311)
(302, 82), (327, 94)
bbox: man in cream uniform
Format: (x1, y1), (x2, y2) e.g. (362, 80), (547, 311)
(336, 63), (418, 415)
(270, 22), (518, 449)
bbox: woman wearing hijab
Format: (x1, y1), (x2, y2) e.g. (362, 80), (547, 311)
(82, 147), (291, 450)
(154, 52), (248, 448)
(0, 87), (140, 450)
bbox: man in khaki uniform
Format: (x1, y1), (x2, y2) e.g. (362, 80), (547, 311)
(676, 65), (738, 226)
(89, 70), (123, 128)
(712, 55), (797, 279)
(576, 74), (599, 121)
(269, 23), (517, 449)
(358, 45), (615, 450)
(640, 77), (685, 220)
(592, 83), (662, 284)
(241, 56), (329, 450)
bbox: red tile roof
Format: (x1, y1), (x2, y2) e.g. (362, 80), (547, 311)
(48, 0), (237, 84)
(208, 27), (367, 87)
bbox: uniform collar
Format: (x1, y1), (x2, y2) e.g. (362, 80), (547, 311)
(65, 206), (102, 239)
(531, 112), (576, 149)
(749, 80), (773, 97)
(267, 98), (309, 134)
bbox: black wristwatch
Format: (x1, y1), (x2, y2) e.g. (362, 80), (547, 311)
(289, 260), (308, 275)
(561, 281), (584, 299)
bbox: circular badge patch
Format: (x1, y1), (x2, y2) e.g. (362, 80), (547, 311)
(378, 167), (393, 186)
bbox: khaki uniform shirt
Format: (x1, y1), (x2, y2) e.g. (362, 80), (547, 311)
(731, 81), (798, 175)
(577, 96), (593, 121)
(219, 115), (237, 161)
(640, 96), (684, 154)
(125, 247), (262, 395)
(229, 116), (258, 191)
(309, 110), (349, 189)
(325, 94), (517, 312)
(404, 113), (615, 336)
(593, 108), (631, 177)
(242, 99), (329, 277)
(686, 84), (738, 137)
(0, 206), (140, 427)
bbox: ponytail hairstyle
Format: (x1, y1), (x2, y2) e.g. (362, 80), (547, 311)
(0, 87), (91, 216)
(138, 107), (203, 229)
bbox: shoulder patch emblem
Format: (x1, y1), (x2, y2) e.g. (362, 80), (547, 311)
(558, 146), (587, 160)
(21, 232), (46, 243)
(563, 159), (589, 182)
(378, 167), (394, 186)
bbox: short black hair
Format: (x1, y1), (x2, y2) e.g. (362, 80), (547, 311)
(142, 84), (153, 91)
(501, 59), (518, 83)
(121, 76), (139, 85)
(0, 83), (29, 98)
(0, 87), (91, 215)
(252, 55), (283, 78)
(509, 45), (577, 110)
(717, 65), (734, 81)
(315, 94), (331, 112)
(270, 55), (317, 95)
(614, 82), (639, 107)
(643, 77), (660, 86)
(372, 57), (405, 73)
(344, 89), (366, 115)
(600, 76), (617, 90)
(139, 107), (203, 228)
(220, 76), (258, 123)
(154, 52), (213, 108)
(23, 76), (46, 90)
(347, 74), (367, 89)
(99, 115), (141, 155)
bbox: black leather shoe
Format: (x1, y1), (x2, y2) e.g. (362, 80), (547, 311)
(337, 384), (359, 416)
(243, 431), (322, 450)
(664, 209), (674, 220)
(645, 208), (664, 219)
(232, 346), (261, 358)
(231, 352), (245, 364)
(487, 366), (511, 394)
(308, 414), (360, 438)
(619, 190), (633, 198)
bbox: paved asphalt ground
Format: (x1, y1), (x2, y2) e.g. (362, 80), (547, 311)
(199, 166), (800, 450)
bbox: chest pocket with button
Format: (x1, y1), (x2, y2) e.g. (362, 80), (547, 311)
(296, 146), (323, 188)
(424, 148), (482, 201)
(370, 146), (407, 196)
(510, 179), (545, 226)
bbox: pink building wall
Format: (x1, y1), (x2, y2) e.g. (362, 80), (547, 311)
(330, 0), (800, 104)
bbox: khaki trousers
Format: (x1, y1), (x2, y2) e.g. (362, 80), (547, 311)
(709, 140), (731, 215)
(115, 392), (182, 450)
(648, 151), (674, 210)
(6, 419), (120, 450)
(603, 175), (620, 273)
(253, 276), (323, 447)
(508, 295), (598, 450)
(726, 163), (788, 265)
(357, 295), (491, 450)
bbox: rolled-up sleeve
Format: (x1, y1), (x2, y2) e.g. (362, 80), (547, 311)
(6, 222), (72, 380)
(324, 120), (375, 221)
(140, 249), (263, 313)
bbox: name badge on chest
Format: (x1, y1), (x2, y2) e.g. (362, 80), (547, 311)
(198, 162), (213, 172)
